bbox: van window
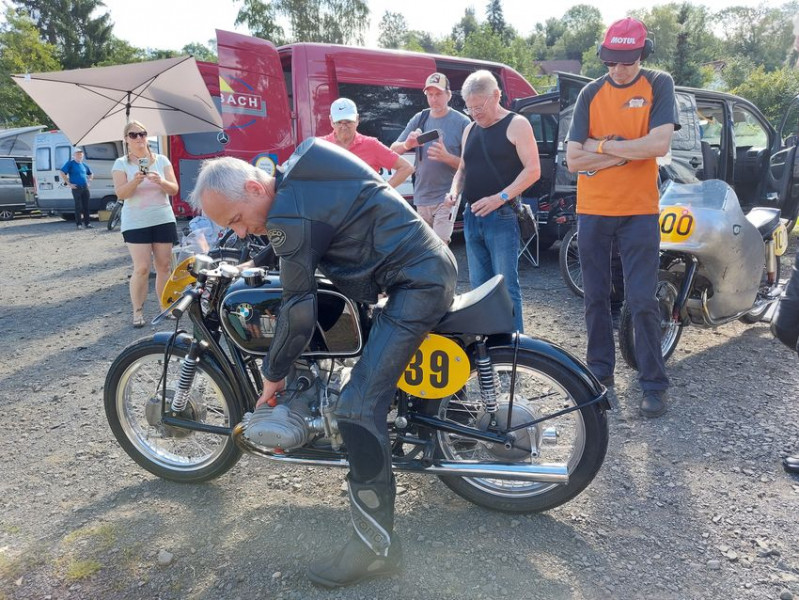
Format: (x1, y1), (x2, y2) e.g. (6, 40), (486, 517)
(672, 92), (700, 152)
(178, 97), (226, 157)
(55, 145), (71, 170)
(0, 158), (19, 178)
(337, 83), (427, 147)
(732, 106), (768, 149)
(84, 142), (119, 160)
(36, 147), (51, 171)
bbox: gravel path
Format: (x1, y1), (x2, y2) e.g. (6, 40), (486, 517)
(1, 215), (798, 600)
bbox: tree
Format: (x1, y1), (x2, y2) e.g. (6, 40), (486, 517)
(461, 23), (511, 65)
(12, 0), (114, 68)
(732, 65), (799, 124)
(559, 4), (603, 61)
(717, 5), (795, 73)
(671, 4), (705, 87)
(450, 7), (478, 53)
(485, 0), (508, 42)
(378, 11), (408, 49)
(0, 8), (59, 127)
(182, 42), (217, 62)
(235, 0), (369, 45)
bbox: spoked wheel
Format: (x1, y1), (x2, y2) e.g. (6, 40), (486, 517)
(107, 201), (122, 231)
(618, 271), (683, 370)
(104, 340), (243, 482)
(558, 226), (583, 297)
(739, 259), (781, 324)
(433, 348), (608, 513)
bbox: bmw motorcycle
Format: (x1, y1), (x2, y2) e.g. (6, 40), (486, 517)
(619, 179), (788, 369)
(104, 254), (611, 514)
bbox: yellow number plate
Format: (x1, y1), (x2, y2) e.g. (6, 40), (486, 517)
(659, 206), (695, 243)
(397, 334), (470, 399)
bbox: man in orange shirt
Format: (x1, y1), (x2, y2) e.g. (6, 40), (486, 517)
(566, 17), (679, 418)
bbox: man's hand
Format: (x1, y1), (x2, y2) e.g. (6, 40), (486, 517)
(470, 194), (505, 217)
(256, 378), (286, 409)
(404, 129), (422, 150)
(427, 140), (449, 162)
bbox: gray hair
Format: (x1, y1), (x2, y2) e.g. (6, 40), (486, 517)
(462, 70), (500, 99)
(189, 156), (271, 211)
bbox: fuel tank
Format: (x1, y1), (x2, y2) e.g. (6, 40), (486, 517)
(220, 272), (364, 357)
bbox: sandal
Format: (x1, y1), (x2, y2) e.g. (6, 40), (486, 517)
(133, 309), (145, 328)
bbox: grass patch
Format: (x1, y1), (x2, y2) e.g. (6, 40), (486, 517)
(63, 523), (118, 553)
(0, 545), (49, 582)
(64, 558), (102, 582)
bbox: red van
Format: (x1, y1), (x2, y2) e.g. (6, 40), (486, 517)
(168, 30), (536, 217)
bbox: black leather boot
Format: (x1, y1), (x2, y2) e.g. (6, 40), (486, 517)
(307, 476), (403, 588)
(783, 455), (799, 474)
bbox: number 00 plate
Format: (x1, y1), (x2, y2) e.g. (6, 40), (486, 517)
(397, 334), (471, 399)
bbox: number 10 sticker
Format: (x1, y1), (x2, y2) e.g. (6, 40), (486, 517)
(397, 334), (471, 399)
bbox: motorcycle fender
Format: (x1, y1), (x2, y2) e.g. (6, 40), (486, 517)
(486, 333), (610, 410)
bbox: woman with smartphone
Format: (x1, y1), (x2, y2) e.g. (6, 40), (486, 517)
(112, 120), (179, 328)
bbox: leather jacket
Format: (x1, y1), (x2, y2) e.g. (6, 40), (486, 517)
(264, 138), (452, 381)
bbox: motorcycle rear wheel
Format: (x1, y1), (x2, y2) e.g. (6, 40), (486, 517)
(104, 339), (243, 482)
(619, 271), (683, 370)
(558, 226), (584, 298)
(433, 348), (608, 513)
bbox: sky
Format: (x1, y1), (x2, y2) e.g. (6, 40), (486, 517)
(99, 0), (789, 52)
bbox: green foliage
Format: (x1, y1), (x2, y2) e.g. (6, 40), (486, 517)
(236, 0), (369, 45)
(378, 11), (408, 49)
(0, 8), (59, 127)
(732, 66), (799, 124)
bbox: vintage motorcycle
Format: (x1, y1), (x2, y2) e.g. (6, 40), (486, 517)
(104, 254), (611, 514)
(619, 179), (788, 369)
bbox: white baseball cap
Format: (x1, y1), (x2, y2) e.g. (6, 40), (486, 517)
(330, 97), (358, 122)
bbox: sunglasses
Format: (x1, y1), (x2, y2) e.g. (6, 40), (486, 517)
(127, 131), (148, 139)
(603, 61), (637, 68)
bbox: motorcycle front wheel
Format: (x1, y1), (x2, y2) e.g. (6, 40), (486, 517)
(104, 339), (243, 482)
(558, 226), (584, 298)
(618, 271), (683, 370)
(433, 347), (608, 514)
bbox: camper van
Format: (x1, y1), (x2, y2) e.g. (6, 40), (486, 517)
(34, 131), (122, 218)
(167, 30), (538, 218)
(0, 126), (42, 220)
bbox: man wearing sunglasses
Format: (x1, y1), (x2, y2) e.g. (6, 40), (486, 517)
(565, 17), (680, 418)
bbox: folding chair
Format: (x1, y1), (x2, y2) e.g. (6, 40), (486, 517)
(517, 199), (539, 268)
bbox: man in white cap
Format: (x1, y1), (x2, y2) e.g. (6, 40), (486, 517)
(322, 97), (413, 189)
(566, 17), (679, 418)
(391, 73), (470, 244)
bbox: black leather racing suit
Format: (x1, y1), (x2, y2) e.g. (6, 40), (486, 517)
(773, 253), (799, 351)
(263, 138), (457, 555)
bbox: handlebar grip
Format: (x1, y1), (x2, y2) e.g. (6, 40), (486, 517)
(172, 289), (198, 319)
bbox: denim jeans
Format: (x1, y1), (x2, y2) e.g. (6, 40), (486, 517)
(463, 203), (523, 332)
(577, 214), (669, 392)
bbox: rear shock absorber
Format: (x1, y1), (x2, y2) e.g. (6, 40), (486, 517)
(170, 342), (202, 414)
(475, 339), (499, 414)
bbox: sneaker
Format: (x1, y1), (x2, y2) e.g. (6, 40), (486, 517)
(640, 389), (668, 418)
(84, 223), (94, 229)
(76, 223), (83, 230)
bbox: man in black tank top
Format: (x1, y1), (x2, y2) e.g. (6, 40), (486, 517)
(446, 69), (540, 333)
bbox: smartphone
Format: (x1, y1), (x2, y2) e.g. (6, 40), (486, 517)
(415, 129), (440, 145)
(138, 158), (149, 173)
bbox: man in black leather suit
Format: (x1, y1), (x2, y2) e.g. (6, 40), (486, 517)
(771, 253), (799, 474)
(192, 138), (458, 586)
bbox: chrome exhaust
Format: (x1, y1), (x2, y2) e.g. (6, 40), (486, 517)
(234, 431), (569, 484)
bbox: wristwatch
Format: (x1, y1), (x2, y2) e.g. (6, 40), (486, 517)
(499, 192), (510, 202)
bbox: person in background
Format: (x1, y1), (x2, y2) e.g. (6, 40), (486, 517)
(447, 69), (540, 333)
(390, 73), (470, 244)
(323, 97), (414, 189)
(111, 120), (179, 328)
(191, 140), (456, 587)
(770, 253), (799, 474)
(565, 17), (678, 418)
(59, 148), (93, 230)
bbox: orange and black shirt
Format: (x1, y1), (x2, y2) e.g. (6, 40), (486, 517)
(567, 68), (680, 216)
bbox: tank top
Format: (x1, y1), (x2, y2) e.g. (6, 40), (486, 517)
(462, 112), (523, 203)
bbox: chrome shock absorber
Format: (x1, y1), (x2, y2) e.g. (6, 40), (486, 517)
(170, 342), (202, 413)
(475, 339), (499, 414)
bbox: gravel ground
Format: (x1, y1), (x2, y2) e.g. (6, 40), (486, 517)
(1, 215), (799, 600)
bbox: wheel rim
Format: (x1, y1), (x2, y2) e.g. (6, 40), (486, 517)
(115, 353), (232, 473)
(0, 210), (13, 220)
(565, 236), (583, 295)
(436, 362), (587, 499)
(657, 279), (681, 355)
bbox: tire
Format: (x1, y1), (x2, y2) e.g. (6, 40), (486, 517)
(433, 347), (608, 513)
(107, 202), (122, 231)
(618, 271), (683, 370)
(0, 209), (14, 221)
(558, 226), (583, 298)
(61, 213), (75, 221)
(104, 339), (244, 482)
(739, 255), (782, 323)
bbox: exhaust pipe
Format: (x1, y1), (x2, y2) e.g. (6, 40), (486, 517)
(235, 435), (569, 484)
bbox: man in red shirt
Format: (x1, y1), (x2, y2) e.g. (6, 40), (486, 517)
(323, 98), (413, 189)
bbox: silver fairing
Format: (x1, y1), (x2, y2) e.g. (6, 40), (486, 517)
(659, 180), (763, 319)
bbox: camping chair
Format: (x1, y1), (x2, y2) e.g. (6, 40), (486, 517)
(517, 198), (539, 268)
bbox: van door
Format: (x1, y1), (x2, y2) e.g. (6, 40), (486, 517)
(772, 95), (799, 229)
(0, 157), (25, 218)
(34, 136), (73, 213)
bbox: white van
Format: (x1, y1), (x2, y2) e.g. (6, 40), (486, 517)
(34, 131), (122, 218)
